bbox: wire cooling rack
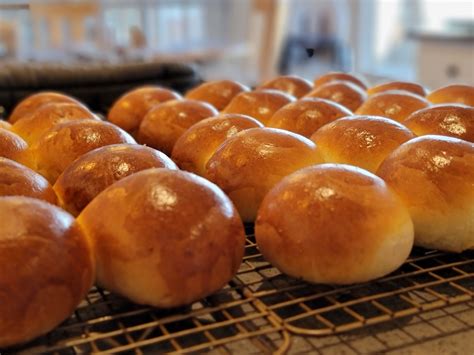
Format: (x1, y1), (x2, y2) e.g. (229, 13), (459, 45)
(12, 225), (474, 354)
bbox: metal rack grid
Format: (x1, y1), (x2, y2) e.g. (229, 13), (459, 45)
(13, 225), (474, 354)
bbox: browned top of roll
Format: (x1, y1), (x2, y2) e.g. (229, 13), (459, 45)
(185, 80), (249, 110)
(255, 164), (413, 284)
(0, 120), (12, 130)
(367, 81), (428, 97)
(404, 104), (474, 142)
(356, 90), (430, 122)
(12, 102), (98, 145)
(0, 196), (94, 347)
(0, 158), (57, 204)
(305, 80), (368, 111)
(314, 72), (368, 89)
(377, 135), (474, 212)
(54, 144), (178, 216)
(32, 119), (136, 183)
(77, 169), (245, 308)
(267, 97), (352, 137)
(8, 92), (81, 123)
(171, 113), (263, 176)
(0, 128), (31, 167)
(138, 99), (218, 155)
(257, 75), (313, 98)
(426, 84), (474, 106)
(108, 86), (182, 134)
(311, 115), (415, 172)
(223, 89), (295, 125)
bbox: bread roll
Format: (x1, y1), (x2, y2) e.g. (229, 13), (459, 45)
(108, 86), (182, 135)
(206, 127), (323, 221)
(77, 168), (245, 308)
(257, 75), (313, 98)
(404, 104), (474, 142)
(256, 164), (414, 284)
(356, 90), (430, 122)
(0, 158), (57, 204)
(314, 72), (368, 89)
(8, 92), (81, 123)
(368, 81), (428, 97)
(171, 113), (263, 176)
(185, 80), (249, 110)
(310, 115), (415, 173)
(0, 128), (32, 167)
(223, 90), (295, 125)
(0, 120), (12, 130)
(0, 196), (94, 347)
(54, 144), (177, 216)
(377, 135), (474, 252)
(306, 80), (367, 111)
(427, 84), (474, 106)
(138, 99), (218, 155)
(32, 119), (136, 183)
(12, 102), (98, 145)
(267, 97), (352, 138)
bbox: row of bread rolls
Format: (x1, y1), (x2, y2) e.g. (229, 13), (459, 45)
(1, 73), (472, 348)
(0, 91), (245, 348)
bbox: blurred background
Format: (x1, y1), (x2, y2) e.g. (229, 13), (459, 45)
(0, 0), (473, 88)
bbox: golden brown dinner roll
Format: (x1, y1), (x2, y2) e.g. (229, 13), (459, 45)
(427, 84), (474, 106)
(8, 92), (81, 123)
(404, 104), (474, 142)
(223, 89), (295, 125)
(306, 80), (368, 111)
(255, 164), (414, 284)
(138, 99), (218, 155)
(314, 72), (368, 89)
(12, 102), (98, 145)
(367, 81), (428, 97)
(171, 113), (263, 177)
(32, 119), (136, 183)
(0, 120), (12, 130)
(108, 86), (182, 135)
(267, 97), (352, 138)
(356, 90), (430, 122)
(0, 128), (32, 167)
(310, 115), (415, 173)
(0, 158), (57, 204)
(185, 80), (249, 110)
(54, 144), (178, 216)
(77, 168), (245, 308)
(206, 128), (323, 221)
(377, 135), (474, 252)
(257, 75), (313, 98)
(0, 196), (94, 347)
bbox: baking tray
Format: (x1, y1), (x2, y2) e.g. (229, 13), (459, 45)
(12, 224), (474, 354)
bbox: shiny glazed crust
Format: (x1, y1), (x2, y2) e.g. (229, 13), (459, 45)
(0, 196), (94, 347)
(222, 90), (295, 125)
(267, 97), (353, 137)
(377, 135), (474, 252)
(32, 120), (136, 183)
(306, 80), (368, 111)
(77, 169), (245, 308)
(255, 164), (414, 284)
(426, 84), (474, 106)
(171, 113), (263, 177)
(310, 115), (415, 172)
(257, 75), (313, 98)
(206, 127), (323, 221)
(137, 99), (218, 155)
(355, 90), (430, 122)
(185, 80), (249, 110)
(0, 158), (57, 204)
(54, 144), (178, 216)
